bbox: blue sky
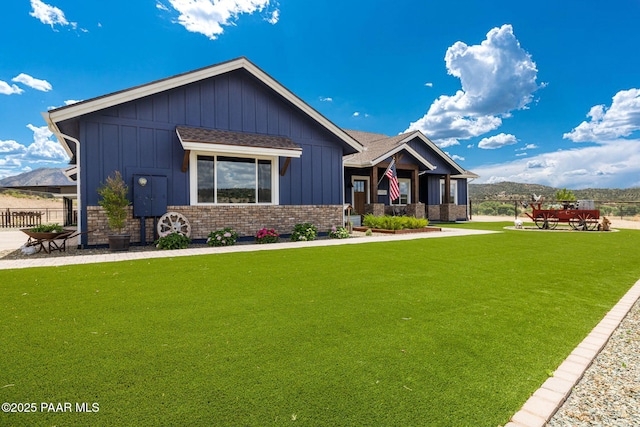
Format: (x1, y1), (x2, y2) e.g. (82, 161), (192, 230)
(1, 0), (639, 189)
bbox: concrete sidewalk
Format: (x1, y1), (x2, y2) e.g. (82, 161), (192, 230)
(0, 229), (27, 251)
(0, 227), (495, 270)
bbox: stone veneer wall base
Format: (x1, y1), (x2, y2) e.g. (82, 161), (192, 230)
(87, 205), (342, 246)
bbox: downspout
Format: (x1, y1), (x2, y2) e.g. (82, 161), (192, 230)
(45, 119), (84, 245)
(59, 133), (83, 242)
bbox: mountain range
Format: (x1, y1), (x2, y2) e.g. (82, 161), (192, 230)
(2, 168), (639, 201)
(0, 168), (74, 187)
(469, 182), (640, 202)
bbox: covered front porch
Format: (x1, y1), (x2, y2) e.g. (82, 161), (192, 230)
(345, 162), (467, 222)
(342, 129), (477, 223)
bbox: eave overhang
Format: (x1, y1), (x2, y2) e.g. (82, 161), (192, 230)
(42, 57), (362, 158)
(344, 143), (436, 170)
(176, 126), (302, 158)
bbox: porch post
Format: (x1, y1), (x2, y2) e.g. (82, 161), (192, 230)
(371, 166), (378, 203)
(444, 174), (451, 204)
(412, 168), (419, 203)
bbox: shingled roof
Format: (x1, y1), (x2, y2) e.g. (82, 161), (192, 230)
(343, 129), (478, 178)
(176, 126), (301, 152)
(343, 130), (410, 166)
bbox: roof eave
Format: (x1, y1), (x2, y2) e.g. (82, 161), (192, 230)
(44, 57), (363, 155)
(42, 111), (74, 159)
(370, 144), (436, 170)
(180, 140), (303, 158)
(452, 171), (480, 179)
(401, 131), (468, 175)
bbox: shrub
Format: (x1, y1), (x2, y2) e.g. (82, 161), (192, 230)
(207, 228), (238, 247)
(97, 171), (130, 234)
(290, 223), (318, 241)
(29, 223), (64, 233)
(255, 228), (279, 244)
(362, 214), (428, 230)
(155, 232), (191, 250)
(328, 226), (350, 239)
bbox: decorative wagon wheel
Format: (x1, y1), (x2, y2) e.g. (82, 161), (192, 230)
(534, 212), (558, 230)
(569, 213), (598, 231)
(157, 212), (191, 237)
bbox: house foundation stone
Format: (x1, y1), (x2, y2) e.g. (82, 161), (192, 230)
(87, 205), (342, 246)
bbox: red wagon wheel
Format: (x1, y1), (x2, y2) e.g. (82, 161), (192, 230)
(534, 212), (558, 230)
(569, 212), (598, 231)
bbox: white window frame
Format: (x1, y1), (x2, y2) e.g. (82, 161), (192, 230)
(439, 179), (458, 204)
(391, 178), (411, 205)
(189, 150), (279, 205)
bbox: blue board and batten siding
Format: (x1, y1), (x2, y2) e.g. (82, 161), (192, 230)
(420, 175), (468, 206)
(406, 137), (469, 205)
(62, 69), (350, 215)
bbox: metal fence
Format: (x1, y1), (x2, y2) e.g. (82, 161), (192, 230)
(470, 199), (640, 222)
(0, 208), (78, 228)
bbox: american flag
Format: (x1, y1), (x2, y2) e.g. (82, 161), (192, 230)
(386, 160), (400, 202)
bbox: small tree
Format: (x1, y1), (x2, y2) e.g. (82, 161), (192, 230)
(97, 171), (130, 234)
(555, 188), (576, 202)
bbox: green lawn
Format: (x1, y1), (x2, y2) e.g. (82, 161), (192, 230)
(2, 223), (640, 426)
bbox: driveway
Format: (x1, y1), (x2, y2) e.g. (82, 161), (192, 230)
(0, 229), (27, 251)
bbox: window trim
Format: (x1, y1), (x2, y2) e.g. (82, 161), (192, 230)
(351, 175), (370, 206)
(391, 178), (412, 206)
(189, 150), (279, 206)
(439, 178), (458, 204)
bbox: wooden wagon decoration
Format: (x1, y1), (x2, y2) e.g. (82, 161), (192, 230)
(525, 200), (600, 231)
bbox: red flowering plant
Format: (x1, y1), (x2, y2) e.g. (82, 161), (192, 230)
(255, 227), (279, 244)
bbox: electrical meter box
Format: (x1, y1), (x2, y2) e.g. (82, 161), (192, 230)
(132, 174), (167, 217)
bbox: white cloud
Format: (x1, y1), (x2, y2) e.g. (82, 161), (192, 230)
(517, 143), (538, 151)
(166, 0), (279, 40)
(0, 81), (24, 95)
(156, 1), (170, 11)
(478, 133), (518, 149)
(29, 0), (77, 29)
(437, 138), (461, 148)
(319, 96), (333, 102)
(472, 140), (640, 189)
(451, 154), (465, 161)
(25, 124), (69, 162)
(406, 24), (542, 147)
(424, 82), (433, 88)
(266, 8), (279, 24)
(12, 73), (52, 92)
(526, 159), (550, 169)
(563, 88), (640, 143)
(0, 140), (27, 155)
(0, 158), (22, 167)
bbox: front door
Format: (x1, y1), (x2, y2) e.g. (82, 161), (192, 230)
(352, 177), (369, 216)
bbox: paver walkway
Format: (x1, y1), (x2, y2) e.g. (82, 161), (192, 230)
(0, 227), (494, 270)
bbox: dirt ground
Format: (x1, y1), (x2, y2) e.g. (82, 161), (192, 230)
(471, 214), (640, 230)
(0, 193), (63, 209)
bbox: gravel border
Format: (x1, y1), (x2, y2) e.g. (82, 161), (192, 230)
(546, 298), (640, 426)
